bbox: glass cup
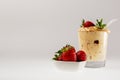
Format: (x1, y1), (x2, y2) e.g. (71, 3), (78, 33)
(78, 30), (109, 68)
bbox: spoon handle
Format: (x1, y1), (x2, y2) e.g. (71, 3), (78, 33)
(107, 19), (119, 27)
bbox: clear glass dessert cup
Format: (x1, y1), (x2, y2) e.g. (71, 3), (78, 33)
(78, 30), (109, 68)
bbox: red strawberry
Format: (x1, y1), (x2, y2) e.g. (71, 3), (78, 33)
(61, 51), (76, 61)
(53, 45), (76, 61)
(76, 50), (86, 61)
(83, 21), (95, 27)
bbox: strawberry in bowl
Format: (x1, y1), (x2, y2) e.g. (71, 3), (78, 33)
(53, 45), (76, 61)
(53, 44), (86, 71)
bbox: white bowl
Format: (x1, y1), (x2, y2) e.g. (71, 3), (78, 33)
(53, 60), (86, 71)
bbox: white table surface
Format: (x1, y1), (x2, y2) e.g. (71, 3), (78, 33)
(0, 57), (120, 80)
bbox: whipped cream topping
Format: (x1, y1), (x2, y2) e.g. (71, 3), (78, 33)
(79, 26), (110, 33)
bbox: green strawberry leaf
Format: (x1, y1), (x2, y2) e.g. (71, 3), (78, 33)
(80, 19), (85, 27)
(56, 50), (62, 54)
(96, 18), (106, 29)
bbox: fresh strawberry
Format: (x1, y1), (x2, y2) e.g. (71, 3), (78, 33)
(53, 45), (76, 61)
(61, 51), (76, 61)
(81, 19), (95, 27)
(83, 21), (95, 27)
(76, 50), (86, 61)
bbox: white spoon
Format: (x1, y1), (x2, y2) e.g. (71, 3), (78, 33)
(107, 19), (119, 27)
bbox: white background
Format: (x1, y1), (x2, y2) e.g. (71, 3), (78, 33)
(0, 0), (120, 80)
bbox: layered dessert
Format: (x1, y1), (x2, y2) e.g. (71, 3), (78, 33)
(78, 19), (110, 67)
